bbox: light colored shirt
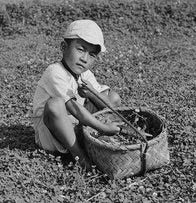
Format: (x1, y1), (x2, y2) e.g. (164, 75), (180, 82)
(33, 62), (109, 118)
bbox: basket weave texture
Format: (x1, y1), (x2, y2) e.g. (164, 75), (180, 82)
(82, 107), (170, 179)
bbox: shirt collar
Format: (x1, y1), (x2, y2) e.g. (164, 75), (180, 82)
(61, 60), (79, 81)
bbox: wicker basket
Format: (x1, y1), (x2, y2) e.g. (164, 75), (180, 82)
(82, 107), (170, 179)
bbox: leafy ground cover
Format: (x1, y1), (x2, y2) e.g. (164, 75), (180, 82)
(0, 0), (196, 202)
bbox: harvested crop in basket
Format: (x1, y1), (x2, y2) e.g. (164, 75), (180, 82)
(94, 108), (162, 146)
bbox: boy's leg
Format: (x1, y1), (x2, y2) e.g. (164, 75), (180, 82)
(84, 89), (121, 113)
(107, 90), (121, 107)
(43, 97), (90, 169)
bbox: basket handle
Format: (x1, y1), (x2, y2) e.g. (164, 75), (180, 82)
(81, 82), (148, 144)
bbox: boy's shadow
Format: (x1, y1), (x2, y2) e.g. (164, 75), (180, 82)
(0, 124), (37, 151)
(0, 124), (74, 165)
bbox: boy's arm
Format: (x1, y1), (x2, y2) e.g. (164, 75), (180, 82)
(66, 99), (120, 134)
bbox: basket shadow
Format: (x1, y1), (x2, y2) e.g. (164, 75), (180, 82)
(0, 124), (38, 151)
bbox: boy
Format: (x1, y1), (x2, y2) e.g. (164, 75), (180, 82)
(33, 19), (121, 169)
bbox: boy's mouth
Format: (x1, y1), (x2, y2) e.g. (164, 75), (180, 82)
(76, 63), (85, 70)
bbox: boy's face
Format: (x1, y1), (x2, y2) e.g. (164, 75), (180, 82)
(62, 38), (99, 75)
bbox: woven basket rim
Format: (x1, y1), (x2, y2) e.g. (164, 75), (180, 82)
(83, 106), (167, 151)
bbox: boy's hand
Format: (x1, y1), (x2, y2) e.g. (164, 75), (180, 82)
(78, 79), (94, 98)
(105, 122), (121, 135)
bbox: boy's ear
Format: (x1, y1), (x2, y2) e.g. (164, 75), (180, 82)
(61, 41), (68, 52)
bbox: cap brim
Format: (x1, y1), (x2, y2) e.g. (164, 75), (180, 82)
(64, 34), (106, 52)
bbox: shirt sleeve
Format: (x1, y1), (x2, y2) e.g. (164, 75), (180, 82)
(39, 64), (76, 103)
(81, 70), (110, 93)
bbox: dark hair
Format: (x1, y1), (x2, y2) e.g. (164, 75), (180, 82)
(64, 38), (73, 45)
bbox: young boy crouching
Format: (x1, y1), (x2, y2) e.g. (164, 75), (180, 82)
(33, 19), (121, 169)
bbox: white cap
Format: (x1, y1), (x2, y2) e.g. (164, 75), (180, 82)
(64, 19), (106, 52)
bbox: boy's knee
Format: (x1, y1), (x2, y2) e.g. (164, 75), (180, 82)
(44, 97), (66, 118)
(108, 91), (121, 107)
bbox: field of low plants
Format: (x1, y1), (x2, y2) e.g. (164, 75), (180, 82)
(0, 0), (196, 202)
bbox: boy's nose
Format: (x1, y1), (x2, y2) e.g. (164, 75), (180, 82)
(80, 52), (88, 63)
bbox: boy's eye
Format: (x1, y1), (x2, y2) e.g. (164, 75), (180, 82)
(77, 46), (85, 52)
(77, 47), (85, 52)
(89, 52), (97, 58)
